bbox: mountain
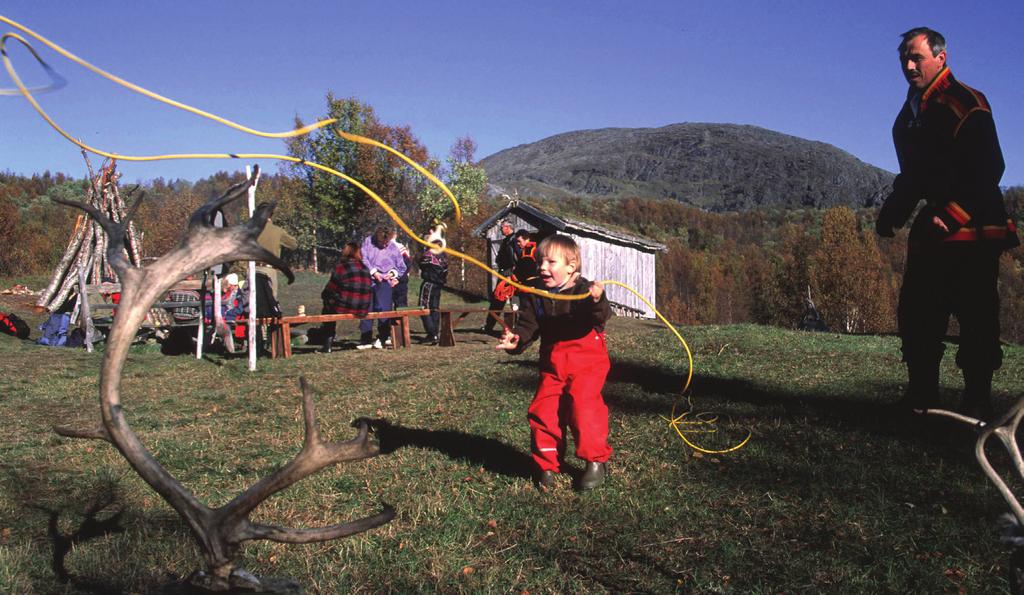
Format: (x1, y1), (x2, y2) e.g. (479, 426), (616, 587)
(479, 123), (894, 211)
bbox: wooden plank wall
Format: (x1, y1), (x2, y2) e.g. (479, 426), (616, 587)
(570, 234), (656, 318)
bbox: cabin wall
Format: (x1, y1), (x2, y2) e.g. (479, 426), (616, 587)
(566, 233), (657, 318)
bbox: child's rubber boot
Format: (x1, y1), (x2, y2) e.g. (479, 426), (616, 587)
(578, 462), (608, 491)
(536, 470), (555, 493)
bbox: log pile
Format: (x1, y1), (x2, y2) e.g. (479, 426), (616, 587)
(35, 157), (143, 314)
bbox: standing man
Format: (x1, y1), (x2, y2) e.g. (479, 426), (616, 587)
(876, 27), (1018, 418)
(482, 219), (518, 334)
(256, 216), (298, 299)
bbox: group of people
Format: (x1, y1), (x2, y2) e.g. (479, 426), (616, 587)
(482, 219), (539, 334)
(318, 224), (448, 352)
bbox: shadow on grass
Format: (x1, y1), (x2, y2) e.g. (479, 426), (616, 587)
(35, 493), (126, 590)
(365, 419), (533, 479)
(554, 358), (988, 453)
(4, 469), (129, 594)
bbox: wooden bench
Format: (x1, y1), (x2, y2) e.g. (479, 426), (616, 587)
(86, 281), (206, 328)
(258, 308), (430, 358)
(437, 307), (516, 347)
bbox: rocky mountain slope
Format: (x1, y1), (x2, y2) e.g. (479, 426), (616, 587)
(480, 123), (894, 211)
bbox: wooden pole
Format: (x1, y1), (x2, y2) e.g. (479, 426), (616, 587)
(246, 165), (260, 372)
(78, 265), (94, 353)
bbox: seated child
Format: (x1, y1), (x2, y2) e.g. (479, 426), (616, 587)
(496, 234), (612, 491)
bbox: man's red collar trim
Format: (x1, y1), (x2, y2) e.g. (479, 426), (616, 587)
(921, 66), (952, 104)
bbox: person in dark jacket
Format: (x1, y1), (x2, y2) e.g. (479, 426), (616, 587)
(390, 230), (412, 309)
(483, 219), (518, 334)
(417, 238), (449, 344)
(319, 242), (372, 353)
(876, 27), (1019, 418)
(497, 234), (613, 492)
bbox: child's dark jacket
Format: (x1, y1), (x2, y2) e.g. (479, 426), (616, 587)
(510, 275), (611, 355)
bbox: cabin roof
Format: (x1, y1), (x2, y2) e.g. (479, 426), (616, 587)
(473, 200), (667, 252)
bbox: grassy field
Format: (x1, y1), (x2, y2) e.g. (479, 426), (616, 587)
(1, 271), (1021, 593)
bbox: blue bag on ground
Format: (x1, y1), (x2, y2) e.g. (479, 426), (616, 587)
(37, 312), (71, 346)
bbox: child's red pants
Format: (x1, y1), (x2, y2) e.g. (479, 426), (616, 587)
(527, 329), (612, 472)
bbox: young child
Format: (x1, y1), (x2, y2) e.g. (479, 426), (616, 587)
(496, 234), (612, 491)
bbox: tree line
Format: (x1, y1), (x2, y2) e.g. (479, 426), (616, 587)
(534, 192), (1024, 342)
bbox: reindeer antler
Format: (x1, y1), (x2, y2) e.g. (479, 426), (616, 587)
(927, 399), (1024, 526)
(53, 168), (394, 591)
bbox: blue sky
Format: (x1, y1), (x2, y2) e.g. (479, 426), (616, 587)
(2, 1), (1022, 188)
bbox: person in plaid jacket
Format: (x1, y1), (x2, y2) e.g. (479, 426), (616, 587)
(319, 242), (372, 353)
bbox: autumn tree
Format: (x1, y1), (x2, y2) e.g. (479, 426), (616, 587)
(285, 94), (431, 260)
(416, 136), (488, 287)
(418, 135), (487, 226)
(753, 223), (815, 327)
(0, 175), (80, 276)
(809, 206), (894, 333)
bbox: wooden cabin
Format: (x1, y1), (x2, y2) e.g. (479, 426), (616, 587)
(473, 200), (666, 318)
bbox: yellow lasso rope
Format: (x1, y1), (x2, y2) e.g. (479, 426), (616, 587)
(0, 14), (748, 454)
(607, 281), (750, 454)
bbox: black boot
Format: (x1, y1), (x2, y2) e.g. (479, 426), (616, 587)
(535, 470), (556, 493)
(578, 462), (608, 491)
(960, 368), (994, 420)
(900, 360), (940, 411)
(320, 334), (335, 354)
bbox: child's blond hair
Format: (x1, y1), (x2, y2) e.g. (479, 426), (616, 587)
(538, 234), (581, 271)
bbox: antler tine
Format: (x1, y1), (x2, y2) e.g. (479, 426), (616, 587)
(188, 168), (258, 230)
(122, 187), (144, 224)
(53, 422), (112, 443)
(980, 401), (1024, 526)
(299, 377), (321, 448)
(51, 196), (132, 275)
(239, 504), (397, 544)
(932, 398), (1024, 529)
(219, 379), (382, 527)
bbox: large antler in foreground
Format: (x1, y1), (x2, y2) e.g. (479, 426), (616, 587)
(926, 400), (1024, 591)
(53, 166), (395, 591)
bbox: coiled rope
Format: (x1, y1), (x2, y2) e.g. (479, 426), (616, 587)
(0, 14), (748, 454)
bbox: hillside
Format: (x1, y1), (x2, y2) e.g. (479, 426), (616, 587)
(480, 123), (894, 211)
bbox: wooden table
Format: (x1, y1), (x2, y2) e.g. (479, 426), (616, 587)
(258, 309), (430, 358)
(437, 307), (516, 347)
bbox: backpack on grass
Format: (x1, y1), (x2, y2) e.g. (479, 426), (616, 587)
(37, 312), (71, 346)
(0, 311), (30, 339)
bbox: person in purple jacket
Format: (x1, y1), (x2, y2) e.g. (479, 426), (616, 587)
(359, 226), (408, 349)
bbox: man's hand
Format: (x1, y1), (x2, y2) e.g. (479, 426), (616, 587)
(495, 329), (519, 351)
(589, 280), (605, 302)
(372, 272), (384, 283)
(932, 215), (949, 233)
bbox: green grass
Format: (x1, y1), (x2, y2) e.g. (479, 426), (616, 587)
(0, 271), (1021, 592)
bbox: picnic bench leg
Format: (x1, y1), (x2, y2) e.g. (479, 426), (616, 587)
(389, 320), (400, 350)
(282, 321), (292, 358)
(401, 315), (411, 348)
(439, 311), (455, 347)
(267, 322), (277, 359)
